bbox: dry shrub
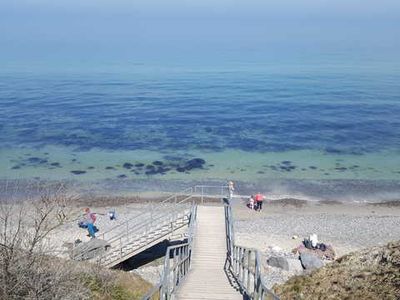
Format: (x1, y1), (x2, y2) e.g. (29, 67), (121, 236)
(0, 181), (151, 300)
(274, 241), (400, 300)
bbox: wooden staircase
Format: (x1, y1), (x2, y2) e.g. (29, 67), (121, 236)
(176, 206), (243, 300)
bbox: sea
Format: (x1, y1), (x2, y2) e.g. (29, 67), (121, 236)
(1, 61), (399, 202)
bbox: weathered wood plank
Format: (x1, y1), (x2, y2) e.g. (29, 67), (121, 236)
(176, 206), (242, 299)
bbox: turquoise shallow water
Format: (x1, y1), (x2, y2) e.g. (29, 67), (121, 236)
(0, 64), (399, 200)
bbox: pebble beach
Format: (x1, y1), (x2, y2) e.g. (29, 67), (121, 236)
(232, 197), (400, 287)
(46, 195), (400, 288)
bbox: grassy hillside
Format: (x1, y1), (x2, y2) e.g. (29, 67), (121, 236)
(274, 241), (400, 300)
(82, 266), (153, 300)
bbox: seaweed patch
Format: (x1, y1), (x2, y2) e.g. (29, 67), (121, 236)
(71, 170), (86, 175)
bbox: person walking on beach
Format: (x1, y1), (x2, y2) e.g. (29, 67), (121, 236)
(228, 181), (235, 199)
(254, 192), (265, 211)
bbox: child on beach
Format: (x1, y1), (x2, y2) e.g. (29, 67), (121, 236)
(249, 195), (254, 210)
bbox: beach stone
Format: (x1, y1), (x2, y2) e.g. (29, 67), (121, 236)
(267, 256), (303, 272)
(267, 256), (290, 270)
(300, 253), (324, 270)
(287, 258), (304, 272)
(72, 239), (110, 260)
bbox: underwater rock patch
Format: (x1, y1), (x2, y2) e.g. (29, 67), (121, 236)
(50, 162), (61, 167)
(335, 167), (347, 171)
(184, 158), (206, 170)
(71, 170), (86, 175)
(123, 163), (133, 169)
(105, 166), (115, 170)
(28, 157), (48, 164)
(117, 174), (127, 179)
(280, 165), (296, 172)
(145, 169), (158, 175)
(152, 160), (163, 166)
(135, 163), (145, 168)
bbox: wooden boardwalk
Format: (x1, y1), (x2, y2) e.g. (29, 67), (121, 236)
(176, 206), (243, 300)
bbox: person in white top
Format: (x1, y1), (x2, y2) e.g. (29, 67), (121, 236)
(228, 181), (235, 199)
(249, 195), (254, 210)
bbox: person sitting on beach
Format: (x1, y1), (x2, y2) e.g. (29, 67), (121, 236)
(254, 192), (265, 211)
(108, 209), (117, 221)
(249, 195), (255, 210)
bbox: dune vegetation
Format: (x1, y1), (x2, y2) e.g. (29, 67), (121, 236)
(274, 241), (400, 299)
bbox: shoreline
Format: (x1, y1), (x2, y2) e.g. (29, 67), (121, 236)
(1, 178), (400, 204)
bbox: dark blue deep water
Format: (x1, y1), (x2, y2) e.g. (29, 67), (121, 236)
(1, 65), (400, 155)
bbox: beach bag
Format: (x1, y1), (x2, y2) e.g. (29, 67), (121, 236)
(78, 221), (88, 229)
(310, 234), (318, 248)
(304, 239), (313, 249)
(318, 243), (327, 251)
(93, 226), (99, 233)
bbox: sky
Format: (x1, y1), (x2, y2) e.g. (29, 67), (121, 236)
(0, 0), (399, 70)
